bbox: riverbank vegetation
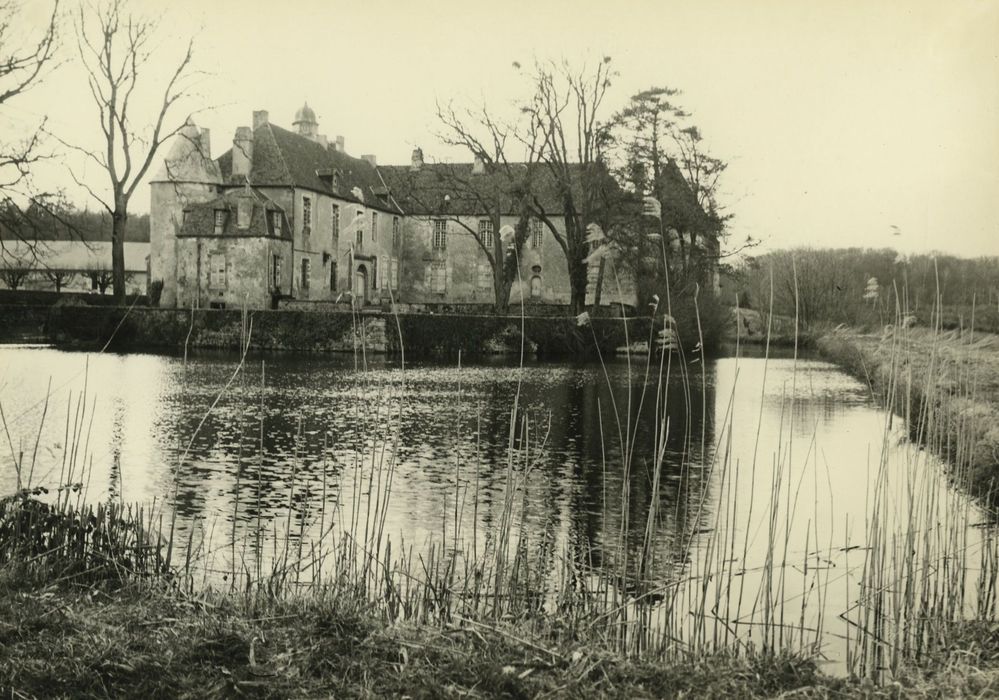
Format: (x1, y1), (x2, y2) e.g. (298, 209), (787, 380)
(4, 494), (999, 698)
(728, 246), (999, 501)
(733, 247), (999, 333)
(817, 326), (999, 506)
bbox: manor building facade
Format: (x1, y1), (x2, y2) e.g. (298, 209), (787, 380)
(150, 105), (706, 311)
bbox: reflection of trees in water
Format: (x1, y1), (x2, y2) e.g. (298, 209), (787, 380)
(557, 362), (718, 588)
(151, 355), (718, 586)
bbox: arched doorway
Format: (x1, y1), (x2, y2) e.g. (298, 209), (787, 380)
(354, 265), (368, 305)
(530, 275), (542, 299)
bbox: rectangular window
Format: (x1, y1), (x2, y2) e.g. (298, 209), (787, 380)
(302, 196), (312, 232)
(355, 229), (363, 247)
(431, 261), (447, 293)
(330, 260), (337, 291)
(390, 257), (399, 289)
(371, 212), (378, 242)
(478, 219), (494, 249)
(271, 211), (283, 237)
(331, 203), (340, 244)
(531, 219), (543, 249)
(432, 219), (447, 250)
(213, 210), (225, 235)
(272, 254), (282, 290)
(210, 253), (226, 288)
(379, 256), (388, 291)
(372, 257), (379, 289)
(477, 262), (492, 290)
(392, 217), (400, 249)
(301, 257), (310, 290)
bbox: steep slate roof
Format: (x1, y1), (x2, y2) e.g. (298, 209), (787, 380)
(177, 188), (291, 240)
(216, 124), (402, 215)
(381, 159), (716, 237)
(379, 162), (581, 217)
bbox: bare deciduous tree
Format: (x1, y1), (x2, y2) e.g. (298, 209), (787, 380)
(416, 101), (540, 313)
(519, 58), (617, 315)
(0, 1), (59, 256)
(0, 263), (31, 290)
(71, 0), (198, 304)
(86, 265), (113, 294)
(44, 268), (74, 292)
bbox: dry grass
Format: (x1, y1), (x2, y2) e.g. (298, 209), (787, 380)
(0, 568), (829, 699)
(817, 326), (999, 503)
(4, 566), (999, 698)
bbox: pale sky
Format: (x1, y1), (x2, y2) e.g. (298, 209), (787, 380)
(5, 0), (998, 257)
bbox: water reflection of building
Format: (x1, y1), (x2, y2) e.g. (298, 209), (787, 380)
(143, 354), (718, 588)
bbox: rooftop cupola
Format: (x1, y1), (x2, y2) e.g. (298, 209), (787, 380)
(293, 101), (319, 140)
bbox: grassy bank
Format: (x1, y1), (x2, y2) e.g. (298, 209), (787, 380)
(3, 494), (999, 698)
(6, 557), (999, 697)
(817, 326), (999, 504)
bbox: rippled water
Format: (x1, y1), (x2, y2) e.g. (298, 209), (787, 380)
(0, 343), (990, 670)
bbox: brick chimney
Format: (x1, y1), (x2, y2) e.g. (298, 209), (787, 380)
(472, 154), (485, 175)
(411, 147), (424, 171)
(361, 154), (377, 166)
(232, 126), (254, 178)
(252, 110), (269, 130)
(335, 135), (345, 152)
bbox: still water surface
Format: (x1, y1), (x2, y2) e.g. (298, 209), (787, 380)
(0, 344), (989, 668)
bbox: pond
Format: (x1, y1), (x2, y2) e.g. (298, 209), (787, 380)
(0, 343), (992, 673)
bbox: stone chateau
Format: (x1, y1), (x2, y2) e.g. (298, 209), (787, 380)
(150, 104), (702, 310)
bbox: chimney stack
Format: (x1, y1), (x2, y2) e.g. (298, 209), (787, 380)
(317, 134), (329, 148)
(361, 154), (377, 167)
(232, 126), (254, 178)
(411, 147), (424, 171)
(472, 154), (485, 175)
(198, 128), (211, 159)
(335, 135), (345, 152)
(252, 110), (269, 130)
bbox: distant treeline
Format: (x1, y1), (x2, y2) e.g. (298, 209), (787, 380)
(0, 205), (149, 243)
(730, 248), (999, 332)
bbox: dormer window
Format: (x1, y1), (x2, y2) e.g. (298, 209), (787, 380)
(213, 210), (226, 234)
(332, 172), (342, 191)
(270, 211), (283, 236)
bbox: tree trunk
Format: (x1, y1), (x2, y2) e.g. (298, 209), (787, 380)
(111, 202), (128, 305)
(592, 256), (606, 310)
(567, 242), (588, 316)
(494, 277), (512, 315)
